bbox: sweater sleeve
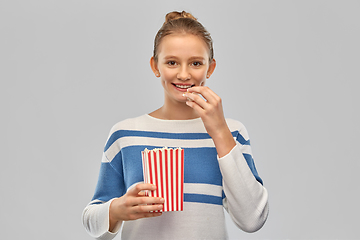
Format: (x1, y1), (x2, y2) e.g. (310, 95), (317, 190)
(218, 127), (269, 233)
(82, 198), (121, 240)
(82, 136), (126, 239)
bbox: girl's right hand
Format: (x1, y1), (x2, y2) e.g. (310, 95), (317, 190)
(109, 183), (164, 230)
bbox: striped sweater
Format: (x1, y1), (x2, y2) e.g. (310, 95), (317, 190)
(82, 114), (269, 240)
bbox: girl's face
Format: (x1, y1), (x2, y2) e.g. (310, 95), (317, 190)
(151, 34), (216, 104)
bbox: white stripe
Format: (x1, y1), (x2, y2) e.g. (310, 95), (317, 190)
(104, 144), (121, 162)
(101, 153), (109, 163)
(172, 149), (177, 210)
(110, 115), (206, 133)
(120, 136), (215, 149)
(105, 136), (215, 162)
(150, 151), (156, 197)
(161, 150), (167, 211)
(167, 149), (172, 211)
(88, 199), (105, 205)
(240, 144), (252, 155)
(184, 183), (223, 198)
(105, 136), (249, 162)
(155, 150), (162, 199)
(125, 182), (222, 204)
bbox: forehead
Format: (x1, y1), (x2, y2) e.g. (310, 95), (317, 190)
(157, 34), (210, 59)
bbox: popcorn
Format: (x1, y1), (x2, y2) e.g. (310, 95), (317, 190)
(142, 147), (184, 212)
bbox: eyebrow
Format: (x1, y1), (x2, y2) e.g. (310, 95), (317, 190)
(188, 56), (206, 61)
(164, 56), (206, 61)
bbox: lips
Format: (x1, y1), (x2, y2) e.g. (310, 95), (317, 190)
(172, 83), (195, 91)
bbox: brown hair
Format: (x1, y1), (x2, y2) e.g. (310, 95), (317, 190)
(153, 11), (214, 62)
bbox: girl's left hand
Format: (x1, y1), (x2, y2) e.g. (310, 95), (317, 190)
(183, 86), (236, 157)
(183, 86), (226, 137)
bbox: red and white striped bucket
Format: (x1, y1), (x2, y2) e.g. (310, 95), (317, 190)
(142, 147), (184, 212)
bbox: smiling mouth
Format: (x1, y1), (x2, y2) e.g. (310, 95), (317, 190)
(172, 83), (195, 89)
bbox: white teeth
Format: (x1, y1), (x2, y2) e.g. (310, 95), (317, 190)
(175, 84), (192, 89)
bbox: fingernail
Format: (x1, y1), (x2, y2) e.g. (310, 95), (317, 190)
(186, 94), (194, 100)
(160, 198), (165, 203)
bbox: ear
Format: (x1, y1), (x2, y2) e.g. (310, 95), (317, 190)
(206, 58), (216, 78)
(150, 57), (160, 77)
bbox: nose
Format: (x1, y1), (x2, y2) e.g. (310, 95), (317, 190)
(177, 66), (191, 81)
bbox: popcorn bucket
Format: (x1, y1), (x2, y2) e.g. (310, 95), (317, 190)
(142, 147), (184, 212)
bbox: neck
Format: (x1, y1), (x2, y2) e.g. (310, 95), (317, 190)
(150, 98), (200, 120)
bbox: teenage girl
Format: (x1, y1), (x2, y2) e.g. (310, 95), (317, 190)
(82, 11), (269, 240)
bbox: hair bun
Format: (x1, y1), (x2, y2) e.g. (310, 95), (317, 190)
(154, 10), (214, 62)
(165, 11), (197, 24)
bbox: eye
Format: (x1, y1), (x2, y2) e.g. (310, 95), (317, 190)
(192, 61), (202, 67)
(167, 61), (177, 66)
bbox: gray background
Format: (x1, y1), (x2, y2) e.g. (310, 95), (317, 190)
(1, 0), (359, 239)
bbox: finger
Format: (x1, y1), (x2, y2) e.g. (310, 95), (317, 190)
(132, 196), (165, 207)
(129, 183), (157, 196)
(133, 202), (164, 214)
(187, 86), (219, 104)
(138, 191), (146, 196)
(183, 92), (208, 109)
(186, 100), (205, 114)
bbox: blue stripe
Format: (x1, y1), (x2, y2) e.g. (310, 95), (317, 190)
(91, 160), (126, 202)
(119, 146), (223, 189)
(184, 193), (223, 205)
(243, 153), (263, 185)
(236, 133), (250, 145)
(105, 130), (210, 151)
(104, 130), (247, 151)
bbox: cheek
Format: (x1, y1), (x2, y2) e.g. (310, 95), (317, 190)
(159, 68), (175, 82)
(160, 73), (172, 89)
(193, 69), (208, 81)
(161, 79), (166, 88)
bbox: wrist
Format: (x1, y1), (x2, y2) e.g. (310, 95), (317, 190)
(211, 127), (236, 158)
(109, 198), (121, 232)
(209, 123), (231, 140)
